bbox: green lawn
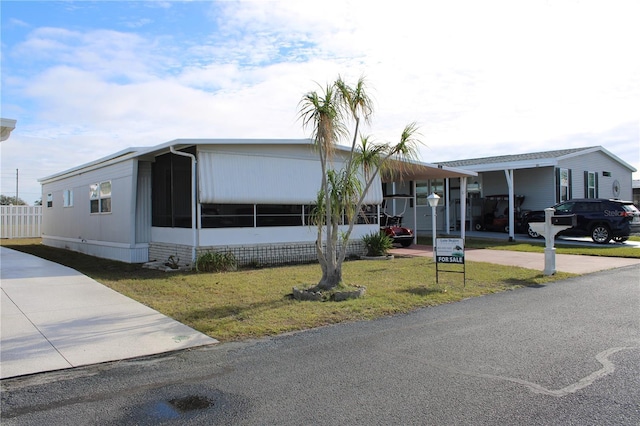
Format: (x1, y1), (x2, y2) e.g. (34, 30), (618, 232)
(1, 237), (616, 342)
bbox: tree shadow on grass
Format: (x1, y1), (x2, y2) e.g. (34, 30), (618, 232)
(401, 286), (447, 296)
(181, 298), (290, 322)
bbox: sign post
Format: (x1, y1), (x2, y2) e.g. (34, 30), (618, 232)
(435, 238), (465, 286)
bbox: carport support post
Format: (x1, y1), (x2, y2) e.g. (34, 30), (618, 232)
(504, 168), (515, 241)
(427, 193), (440, 261)
(543, 208), (556, 276)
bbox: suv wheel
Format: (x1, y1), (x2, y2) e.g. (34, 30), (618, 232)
(591, 225), (611, 244)
(527, 224), (540, 238)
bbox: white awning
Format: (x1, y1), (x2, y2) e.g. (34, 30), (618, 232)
(198, 150), (383, 205)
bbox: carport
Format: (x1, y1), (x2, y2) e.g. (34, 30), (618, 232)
(381, 159), (477, 242)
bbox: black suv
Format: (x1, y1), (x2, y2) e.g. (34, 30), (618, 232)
(521, 199), (640, 244)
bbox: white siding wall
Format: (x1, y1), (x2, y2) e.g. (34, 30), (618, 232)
(558, 151), (633, 200)
(151, 223), (379, 247)
(41, 160), (136, 246)
(477, 168), (558, 211)
(480, 171), (509, 195)
(42, 236), (148, 263)
(513, 168), (556, 210)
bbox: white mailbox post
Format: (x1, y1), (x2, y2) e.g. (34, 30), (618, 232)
(528, 208), (576, 275)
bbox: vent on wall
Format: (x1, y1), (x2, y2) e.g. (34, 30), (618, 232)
(602, 171), (612, 177)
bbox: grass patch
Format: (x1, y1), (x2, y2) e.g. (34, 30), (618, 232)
(2, 238), (575, 342)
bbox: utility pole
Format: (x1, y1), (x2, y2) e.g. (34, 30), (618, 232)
(16, 168), (19, 204)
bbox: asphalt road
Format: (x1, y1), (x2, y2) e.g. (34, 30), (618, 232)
(2, 264), (639, 425)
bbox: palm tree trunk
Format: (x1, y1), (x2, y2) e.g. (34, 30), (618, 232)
(316, 263), (342, 290)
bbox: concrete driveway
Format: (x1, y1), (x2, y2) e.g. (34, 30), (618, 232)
(0, 247), (217, 379)
(390, 244), (640, 274)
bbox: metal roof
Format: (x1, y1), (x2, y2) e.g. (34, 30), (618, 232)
(436, 146), (636, 173)
(40, 138), (477, 183)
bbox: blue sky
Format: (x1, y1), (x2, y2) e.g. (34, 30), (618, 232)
(1, 0), (639, 204)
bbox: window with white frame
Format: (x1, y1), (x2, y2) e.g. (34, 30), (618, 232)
(63, 189), (73, 207)
(46, 193), (53, 208)
(558, 168), (570, 202)
(90, 181), (111, 213)
(586, 172), (596, 198)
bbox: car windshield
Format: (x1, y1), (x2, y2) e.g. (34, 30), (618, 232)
(554, 202), (574, 213)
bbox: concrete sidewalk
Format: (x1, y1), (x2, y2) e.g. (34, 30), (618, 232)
(0, 247), (217, 380)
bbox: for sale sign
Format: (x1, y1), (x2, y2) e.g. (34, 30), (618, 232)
(436, 238), (464, 264)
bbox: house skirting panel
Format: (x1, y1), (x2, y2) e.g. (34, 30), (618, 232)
(148, 242), (195, 266)
(42, 236), (149, 264)
(149, 241), (367, 268)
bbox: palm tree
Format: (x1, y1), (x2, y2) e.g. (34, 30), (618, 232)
(299, 76), (421, 291)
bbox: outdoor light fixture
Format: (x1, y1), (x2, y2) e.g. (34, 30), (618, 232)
(427, 192), (440, 260)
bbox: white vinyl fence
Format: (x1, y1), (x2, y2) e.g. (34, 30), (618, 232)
(1, 205), (42, 238)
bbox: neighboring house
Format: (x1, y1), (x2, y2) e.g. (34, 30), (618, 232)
(38, 139), (475, 266)
(436, 146), (636, 239)
(633, 179), (640, 207)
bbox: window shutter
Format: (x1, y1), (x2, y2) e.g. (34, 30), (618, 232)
(555, 168), (560, 203)
(568, 169), (572, 200)
(584, 171), (588, 198)
(595, 173), (599, 198)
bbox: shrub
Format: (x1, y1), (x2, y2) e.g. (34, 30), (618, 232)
(362, 231), (393, 256)
(196, 251), (237, 272)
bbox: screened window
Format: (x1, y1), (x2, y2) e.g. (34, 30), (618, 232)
(90, 181), (111, 214)
(256, 205), (303, 227)
(416, 183), (429, 206)
(303, 204), (316, 226)
(201, 204), (254, 228)
(416, 180), (443, 206)
(357, 205), (379, 224)
(151, 149), (193, 228)
(201, 203), (379, 228)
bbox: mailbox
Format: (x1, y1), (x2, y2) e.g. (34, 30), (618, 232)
(551, 215), (576, 227)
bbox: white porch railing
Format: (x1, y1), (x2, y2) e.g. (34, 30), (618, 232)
(1, 205), (42, 238)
